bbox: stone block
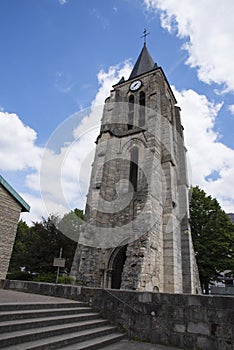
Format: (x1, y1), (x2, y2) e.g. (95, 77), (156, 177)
(197, 336), (215, 350)
(216, 339), (234, 350)
(183, 334), (197, 349)
(138, 292), (152, 303)
(188, 295), (202, 306)
(174, 323), (186, 333)
(188, 321), (210, 336)
(211, 323), (233, 339)
(188, 306), (205, 321)
(207, 309), (229, 324)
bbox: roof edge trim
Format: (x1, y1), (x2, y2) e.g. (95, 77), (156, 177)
(0, 175), (30, 212)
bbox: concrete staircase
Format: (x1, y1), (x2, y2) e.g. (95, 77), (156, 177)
(0, 301), (125, 349)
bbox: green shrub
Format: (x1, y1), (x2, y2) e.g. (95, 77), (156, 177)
(7, 271), (33, 281)
(75, 280), (86, 286)
(32, 273), (56, 283)
(32, 273), (73, 284)
(58, 275), (73, 284)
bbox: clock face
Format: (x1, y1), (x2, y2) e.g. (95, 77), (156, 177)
(130, 80), (142, 91)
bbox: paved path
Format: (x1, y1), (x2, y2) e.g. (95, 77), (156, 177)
(0, 288), (183, 350)
(0, 288), (75, 303)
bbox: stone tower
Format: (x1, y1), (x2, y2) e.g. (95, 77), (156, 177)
(71, 44), (201, 294)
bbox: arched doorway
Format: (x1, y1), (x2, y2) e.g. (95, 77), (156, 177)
(110, 245), (127, 289)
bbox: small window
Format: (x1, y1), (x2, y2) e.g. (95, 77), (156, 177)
(129, 147), (138, 192)
(128, 95), (134, 130)
(139, 91), (145, 127)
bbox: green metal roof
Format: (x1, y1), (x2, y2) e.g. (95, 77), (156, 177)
(0, 175), (30, 212)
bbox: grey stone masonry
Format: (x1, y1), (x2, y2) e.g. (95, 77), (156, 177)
(71, 45), (201, 294)
(0, 177), (30, 280)
(0, 185), (22, 280)
(2, 281), (233, 350)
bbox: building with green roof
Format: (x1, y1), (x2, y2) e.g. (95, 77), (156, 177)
(0, 175), (30, 280)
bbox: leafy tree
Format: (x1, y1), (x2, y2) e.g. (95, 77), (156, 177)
(190, 186), (234, 293)
(9, 220), (30, 271)
(57, 209), (84, 243)
(9, 209), (83, 275)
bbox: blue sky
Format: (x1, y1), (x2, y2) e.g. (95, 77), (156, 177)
(0, 0), (234, 223)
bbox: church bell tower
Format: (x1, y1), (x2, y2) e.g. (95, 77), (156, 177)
(71, 42), (201, 294)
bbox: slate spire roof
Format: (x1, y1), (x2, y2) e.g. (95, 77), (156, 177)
(129, 43), (157, 80)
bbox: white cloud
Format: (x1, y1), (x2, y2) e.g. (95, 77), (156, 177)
(173, 87), (234, 212)
(0, 62), (131, 225)
(73, 60), (132, 138)
(228, 105), (234, 115)
(0, 112), (42, 171)
(143, 0), (234, 210)
(58, 0), (67, 5)
(144, 0), (234, 92)
(19, 193), (48, 225)
(24, 61), (132, 223)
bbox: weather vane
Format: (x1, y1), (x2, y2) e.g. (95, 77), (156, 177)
(141, 28), (150, 44)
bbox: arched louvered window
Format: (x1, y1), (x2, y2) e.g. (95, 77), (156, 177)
(139, 91), (145, 127)
(128, 95), (134, 130)
(129, 147), (139, 192)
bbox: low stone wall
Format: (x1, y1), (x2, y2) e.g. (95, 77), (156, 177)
(210, 286), (234, 296)
(1, 280), (233, 350)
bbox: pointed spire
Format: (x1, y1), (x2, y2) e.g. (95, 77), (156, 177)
(129, 43), (157, 80)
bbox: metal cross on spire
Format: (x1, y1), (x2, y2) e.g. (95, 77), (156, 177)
(141, 28), (150, 44)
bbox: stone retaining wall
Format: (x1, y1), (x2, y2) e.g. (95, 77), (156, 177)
(211, 286), (234, 296)
(1, 280), (233, 350)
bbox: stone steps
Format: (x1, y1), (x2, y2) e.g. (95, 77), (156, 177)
(0, 302), (87, 311)
(0, 312), (100, 333)
(0, 306), (93, 322)
(0, 302), (125, 349)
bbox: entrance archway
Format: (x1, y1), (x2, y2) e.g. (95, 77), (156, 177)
(110, 245), (127, 289)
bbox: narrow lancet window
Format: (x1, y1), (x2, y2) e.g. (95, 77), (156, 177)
(139, 91), (145, 127)
(129, 147), (139, 192)
(128, 95), (134, 130)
